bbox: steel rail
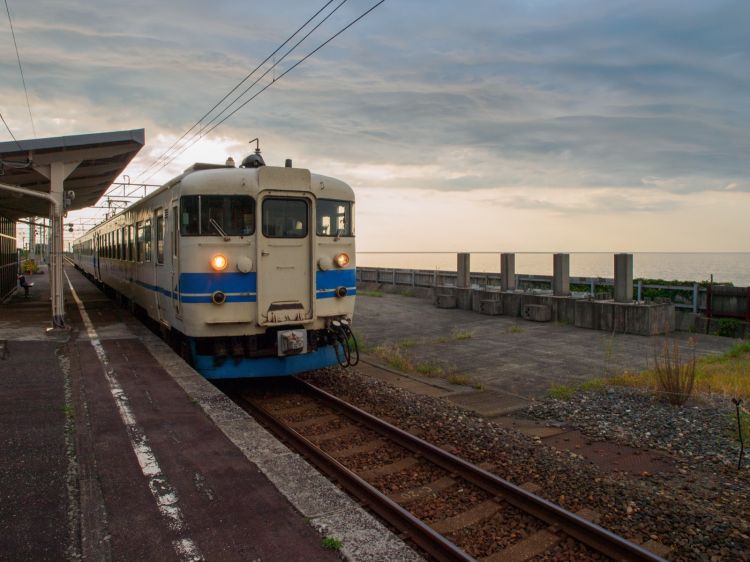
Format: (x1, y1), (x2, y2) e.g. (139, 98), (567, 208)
(241, 394), (476, 562)
(295, 378), (666, 562)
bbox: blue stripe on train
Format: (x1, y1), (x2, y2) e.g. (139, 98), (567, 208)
(130, 268), (356, 302)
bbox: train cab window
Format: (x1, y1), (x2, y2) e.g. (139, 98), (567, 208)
(262, 198), (308, 238)
(180, 195), (255, 236)
(155, 210), (164, 264)
(180, 196), (200, 235)
(316, 199), (352, 237)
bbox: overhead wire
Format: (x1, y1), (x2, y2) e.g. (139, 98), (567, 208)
(4, 0), (35, 137)
(140, 0), (351, 182)
(0, 110), (22, 150)
(142, 0), (385, 183)
(135, 0), (338, 181)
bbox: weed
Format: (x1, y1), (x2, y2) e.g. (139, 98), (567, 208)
(548, 384), (576, 400)
(578, 378), (607, 392)
(451, 328), (474, 340)
(726, 340), (750, 358)
(447, 374), (471, 386)
(653, 338), (696, 406)
(321, 536), (343, 550)
(351, 331), (373, 353)
(373, 344), (414, 372)
(398, 339), (418, 349)
(507, 325), (524, 334)
(62, 403), (74, 420)
(718, 318), (741, 338)
(400, 288), (416, 297)
(434, 335), (451, 344)
(415, 361), (445, 376)
(358, 289), (383, 298)
(472, 381), (485, 390)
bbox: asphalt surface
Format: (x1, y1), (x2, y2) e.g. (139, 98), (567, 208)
(1, 266), (339, 562)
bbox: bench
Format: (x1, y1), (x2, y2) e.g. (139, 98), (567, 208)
(17, 275), (34, 298)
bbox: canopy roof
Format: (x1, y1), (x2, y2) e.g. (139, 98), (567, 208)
(0, 129), (145, 220)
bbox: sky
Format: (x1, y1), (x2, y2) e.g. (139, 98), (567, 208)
(1, 0), (748, 253)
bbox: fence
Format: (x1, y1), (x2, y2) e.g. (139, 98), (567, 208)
(356, 266), (706, 313)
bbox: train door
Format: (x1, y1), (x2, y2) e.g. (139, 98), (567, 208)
(257, 192), (314, 325)
(170, 200), (181, 318)
(153, 208), (168, 325)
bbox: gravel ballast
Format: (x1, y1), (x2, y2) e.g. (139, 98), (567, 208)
(303, 368), (750, 562)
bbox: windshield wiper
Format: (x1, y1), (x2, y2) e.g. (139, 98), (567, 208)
(209, 218), (229, 240)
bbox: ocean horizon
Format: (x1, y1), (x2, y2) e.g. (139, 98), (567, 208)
(357, 252), (750, 287)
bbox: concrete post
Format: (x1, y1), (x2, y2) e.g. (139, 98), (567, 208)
(501, 253), (516, 291)
(552, 253), (570, 296)
(614, 253), (634, 303)
(457, 253), (470, 288)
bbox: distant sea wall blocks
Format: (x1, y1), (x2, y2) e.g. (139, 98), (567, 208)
(356, 253), (750, 338)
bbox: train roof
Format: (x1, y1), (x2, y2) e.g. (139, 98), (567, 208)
(73, 163), (354, 242)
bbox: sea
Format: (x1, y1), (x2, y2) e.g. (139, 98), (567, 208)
(357, 252), (750, 287)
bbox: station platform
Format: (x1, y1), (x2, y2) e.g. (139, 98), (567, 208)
(1, 264), (416, 561)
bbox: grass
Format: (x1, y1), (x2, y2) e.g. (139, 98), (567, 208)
(398, 339), (418, 349)
(371, 343), (482, 387)
(544, 339), (750, 403)
(506, 324), (524, 334)
(400, 288), (416, 297)
(433, 329), (475, 344)
(358, 289), (383, 298)
(548, 384), (577, 400)
(321, 536), (343, 551)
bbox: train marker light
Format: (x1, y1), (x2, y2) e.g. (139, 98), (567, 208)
(334, 252), (350, 268)
(210, 254), (228, 271)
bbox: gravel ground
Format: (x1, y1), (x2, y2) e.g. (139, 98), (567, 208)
(303, 368), (750, 562)
(526, 388), (747, 470)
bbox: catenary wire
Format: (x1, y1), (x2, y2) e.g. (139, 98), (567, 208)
(135, 0), (337, 181)
(142, 0), (385, 183)
(0, 109), (22, 150)
(4, 0), (35, 137)
(141, 0), (351, 182)
(141, 0), (350, 181)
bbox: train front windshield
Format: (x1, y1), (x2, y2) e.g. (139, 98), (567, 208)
(180, 195), (255, 236)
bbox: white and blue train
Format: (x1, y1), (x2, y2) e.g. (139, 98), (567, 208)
(72, 150), (357, 379)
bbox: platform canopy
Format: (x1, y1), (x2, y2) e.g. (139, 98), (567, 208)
(0, 129), (145, 220)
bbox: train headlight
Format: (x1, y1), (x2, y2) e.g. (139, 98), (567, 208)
(210, 254), (228, 271)
(334, 252), (350, 268)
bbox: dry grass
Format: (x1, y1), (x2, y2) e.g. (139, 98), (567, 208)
(652, 338), (696, 405)
(610, 340), (750, 400)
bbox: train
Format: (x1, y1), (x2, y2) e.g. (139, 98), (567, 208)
(71, 148), (358, 379)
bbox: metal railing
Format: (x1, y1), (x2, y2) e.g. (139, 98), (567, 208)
(356, 266), (705, 313)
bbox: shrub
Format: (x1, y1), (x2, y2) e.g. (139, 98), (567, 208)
(653, 338), (696, 406)
(717, 318), (740, 338)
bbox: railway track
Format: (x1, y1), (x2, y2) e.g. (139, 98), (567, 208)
(233, 378), (666, 562)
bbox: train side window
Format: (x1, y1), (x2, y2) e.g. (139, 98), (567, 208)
(316, 199), (352, 237)
(180, 196), (200, 235)
(144, 219), (152, 262)
(155, 210), (164, 264)
(116, 229), (121, 260)
(121, 227), (127, 260)
(128, 225), (134, 261)
(136, 222), (144, 262)
(262, 198), (308, 238)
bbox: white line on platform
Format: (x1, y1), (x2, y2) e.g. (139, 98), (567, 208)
(65, 271), (203, 562)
